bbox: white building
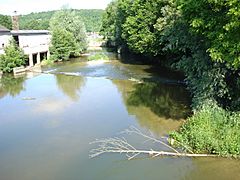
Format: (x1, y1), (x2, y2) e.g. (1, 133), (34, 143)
(11, 30), (51, 66)
(0, 25), (12, 55)
(0, 25), (51, 67)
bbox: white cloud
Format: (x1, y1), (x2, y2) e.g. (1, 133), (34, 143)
(33, 97), (73, 114)
(0, 0), (111, 15)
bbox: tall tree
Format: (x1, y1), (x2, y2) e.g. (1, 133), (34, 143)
(49, 9), (87, 60)
(50, 28), (77, 61)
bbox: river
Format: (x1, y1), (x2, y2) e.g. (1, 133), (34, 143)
(0, 48), (239, 180)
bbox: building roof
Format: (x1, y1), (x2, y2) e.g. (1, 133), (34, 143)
(0, 25), (10, 32)
(11, 30), (50, 35)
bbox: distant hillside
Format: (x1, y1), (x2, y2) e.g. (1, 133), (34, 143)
(19, 9), (104, 32)
(0, 14), (12, 30)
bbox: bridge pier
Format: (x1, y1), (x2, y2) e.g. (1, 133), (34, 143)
(47, 51), (50, 60)
(29, 54), (34, 67)
(37, 52), (41, 64)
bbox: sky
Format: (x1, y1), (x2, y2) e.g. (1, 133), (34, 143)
(0, 0), (112, 15)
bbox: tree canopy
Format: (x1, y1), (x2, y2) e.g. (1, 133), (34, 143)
(49, 10), (87, 61)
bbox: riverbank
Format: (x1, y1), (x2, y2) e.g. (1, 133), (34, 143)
(171, 101), (240, 157)
(100, 0), (240, 158)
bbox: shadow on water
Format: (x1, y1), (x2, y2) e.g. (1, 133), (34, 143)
(110, 48), (186, 81)
(0, 74), (26, 99)
(55, 74), (85, 101)
(107, 48), (192, 120)
(127, 81), (191, 120)
(112, 78), (191, 136)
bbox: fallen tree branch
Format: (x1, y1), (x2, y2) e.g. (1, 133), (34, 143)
(120, 126), (180, 154)
(89, 127), (218, 160)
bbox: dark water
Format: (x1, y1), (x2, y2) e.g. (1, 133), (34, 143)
(0, 49), (239, 180)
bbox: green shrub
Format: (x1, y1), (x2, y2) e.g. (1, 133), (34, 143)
(0, 39), (26, 73)
(170, 101), (240, 157)
(41, 58), (54, 66)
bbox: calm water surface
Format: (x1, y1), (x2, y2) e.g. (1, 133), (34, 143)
(0, 49), (239, 180)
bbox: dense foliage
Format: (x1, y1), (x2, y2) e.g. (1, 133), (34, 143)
(171, 101), (240, 156)
(50, 28), (76, 61)
(101, 0), (240, 156)
(179, 0), (240, 68)
(0, 39), (26, 73)
(19, 9), (104, 32)
(0, 14), (12, 30)
(49, 10), (87, 61)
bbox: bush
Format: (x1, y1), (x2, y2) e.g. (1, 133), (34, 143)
(41, 58), (54, 66)
(0, 39), (26, 73)
(170, 101), (240, 157)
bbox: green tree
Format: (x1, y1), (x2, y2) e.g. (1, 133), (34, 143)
(100, 0), (119, 46)
(0, 39), (26, 73)
(50, 9), (87, 53)
(50, 28), (76, 61)
(178, 0), (240, 69)
(121, 0), (166, 55)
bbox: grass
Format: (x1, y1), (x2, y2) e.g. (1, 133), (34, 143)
(170, 101), (240, 157)
(87, 53), (109, 61)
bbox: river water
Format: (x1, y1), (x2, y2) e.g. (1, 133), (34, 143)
(0, 49), (239, 180)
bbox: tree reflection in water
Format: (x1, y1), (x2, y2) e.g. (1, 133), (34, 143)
(55, 74), (85, 101)
(112, 79), (191, 136)
(0, 74), (26, 98)
(127, 81), (191, 120)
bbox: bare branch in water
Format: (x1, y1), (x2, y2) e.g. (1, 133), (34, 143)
(120, 126), (180, 153)
(90, 127), (218, 160)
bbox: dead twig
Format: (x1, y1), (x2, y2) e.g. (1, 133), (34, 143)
(89, 127), (218, 160)
(120, 126), (180, 154)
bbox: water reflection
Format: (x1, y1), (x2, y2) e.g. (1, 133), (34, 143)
(0, 74), (26, 98)
(112, 79), (191, 136)
(127, 81), (191, 120)
(55, 74), (85, 101)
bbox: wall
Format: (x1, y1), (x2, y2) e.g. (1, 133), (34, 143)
(18, 34), (51, 55)
(0, 34), (12, 54)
